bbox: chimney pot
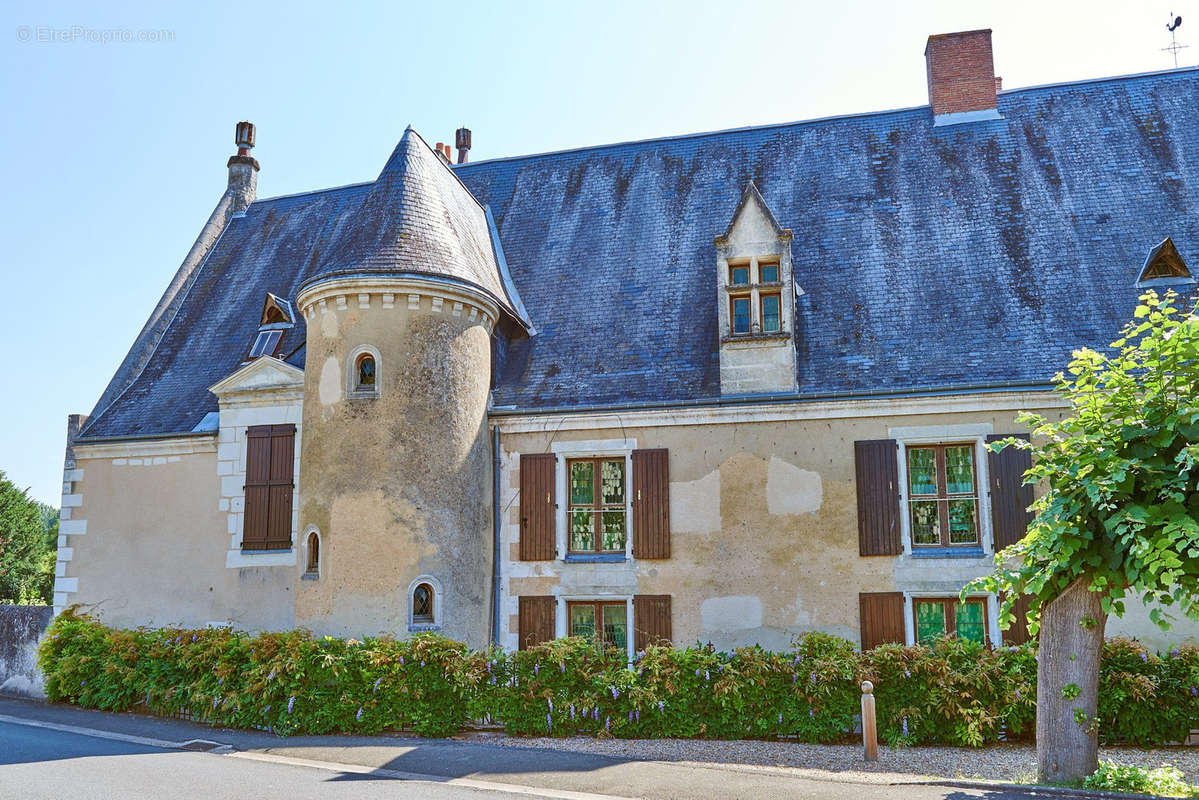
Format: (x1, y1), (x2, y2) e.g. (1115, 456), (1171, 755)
(226, 121), (259, 213)
(995, 76), (1003, 92)
(235, 120), (256, 156)
(924, 29), (1001, 125)
(455, 127), (471, 164)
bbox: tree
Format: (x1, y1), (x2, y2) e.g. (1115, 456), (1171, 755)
(969, 290), (1199, 784)
(0, 471), (56, 605)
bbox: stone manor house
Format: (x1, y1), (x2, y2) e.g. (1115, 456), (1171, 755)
(56, 29), (1199, 655)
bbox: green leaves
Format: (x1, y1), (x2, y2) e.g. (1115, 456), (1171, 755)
(969, 291), (1199, 633)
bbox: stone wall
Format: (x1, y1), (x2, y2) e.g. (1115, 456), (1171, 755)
(0, 605), (52, 698)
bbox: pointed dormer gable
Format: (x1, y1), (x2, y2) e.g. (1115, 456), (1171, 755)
(1137, 237), (1195, 286)
(209, 356), (304, 400)
(713, 182), (798, 396)
(260, 292), (295, 326)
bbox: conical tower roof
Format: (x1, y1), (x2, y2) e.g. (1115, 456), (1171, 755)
(303, 127), (521, 320)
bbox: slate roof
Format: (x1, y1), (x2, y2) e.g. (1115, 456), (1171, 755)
(81, 67), (1199, 439)
(306, 127), (521, 319)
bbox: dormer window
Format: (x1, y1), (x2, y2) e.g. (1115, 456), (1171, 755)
(759, 261), (780, 284)
(730, 263), (750, 286)
(760, 293), (781, 333)
(1137, 237), (1194, 286)
(730, 296), (751, 335)
(247, 329), (282, 359)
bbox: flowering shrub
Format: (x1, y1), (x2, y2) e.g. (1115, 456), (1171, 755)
(37, 610), (1199, 745)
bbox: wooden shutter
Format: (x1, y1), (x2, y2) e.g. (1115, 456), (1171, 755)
(855, 440), (901, 555)
(859, 592), (906, 650)
(632, 448), (670, 559)
(633, 595), (672, 651)
(518, 595), (556, 650)
(242, 424), (295, 551)
(987, 434), (1033, 550)
(519, 453), (556, 560)
(1002, 592), (1036, 646)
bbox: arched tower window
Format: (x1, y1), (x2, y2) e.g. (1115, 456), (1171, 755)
(356, 354), (376, 389)
(407, 574), (443, 631)
(413, 583), (434, 623)
(347, 345), (382, 398)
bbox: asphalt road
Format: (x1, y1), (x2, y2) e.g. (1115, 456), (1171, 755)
(0, 698), (1067, 799)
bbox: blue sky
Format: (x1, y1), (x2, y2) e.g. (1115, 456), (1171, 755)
(0, 0), (1191, 504)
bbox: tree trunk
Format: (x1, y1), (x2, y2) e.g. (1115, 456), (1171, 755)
(1036, 576), (1107, 785)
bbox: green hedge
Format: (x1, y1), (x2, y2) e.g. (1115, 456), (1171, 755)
(37, 610), (1199, 745)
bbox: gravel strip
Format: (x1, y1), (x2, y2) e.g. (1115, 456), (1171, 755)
(470, 735), (1199, 786)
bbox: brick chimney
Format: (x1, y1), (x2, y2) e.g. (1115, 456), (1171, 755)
(924, 29), (1003, 126)
(226, 121), (259, 213)
(455, 127), (471, 164)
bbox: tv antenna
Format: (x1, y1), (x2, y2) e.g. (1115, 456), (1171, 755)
(1164, 12), (1187, 67)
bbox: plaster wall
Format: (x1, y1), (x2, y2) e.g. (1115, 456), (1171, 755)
(496, 400), (1199, 652)
(295, 284), (495, 646)
(61, 444), (294, 631)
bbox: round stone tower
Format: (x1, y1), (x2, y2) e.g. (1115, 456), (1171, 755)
(292, 128), (521, 647)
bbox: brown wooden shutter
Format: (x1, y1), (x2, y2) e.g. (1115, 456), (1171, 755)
(987, 434), (1033, 551)
(855, 440), (901, 555)
(632, 449), (670, 559)
(242, 424), (295, 551)
(633, 595), (672, 651)
(859, 592), (906, 650)
(519, 453), (556, 560)
(1002, 592), (1036, 646)
(518, 595), (556, 650)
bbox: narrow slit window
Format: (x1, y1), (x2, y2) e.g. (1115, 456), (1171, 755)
(304, 531), (319, 576)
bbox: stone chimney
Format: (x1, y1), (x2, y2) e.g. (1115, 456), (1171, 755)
(924, 29), (1002, 126)
(455, 127), (471, 164)
(226, 121), (259, 213)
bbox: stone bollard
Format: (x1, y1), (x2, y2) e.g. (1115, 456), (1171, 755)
(862, 681), (878, 762)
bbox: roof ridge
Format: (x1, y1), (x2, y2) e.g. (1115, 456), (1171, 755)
(452, 65), (1199, 170)
(251, 180), (373, 206)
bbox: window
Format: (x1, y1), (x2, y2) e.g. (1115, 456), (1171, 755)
(568, 601), (628, 651)
(568, 458), (626, 553)
(356, 354), (376, 390)
(760, 293), (781, 333)
(729, 263), (750, 286)
(730, 296), (751, 335)
(247, 329), (282, 360)
(906, 444), (980, 547)
(759, 261), (780, 283)
(913, 597), (988, 645)
(413, 583), (434, 624)
(304, 531), (320, 577)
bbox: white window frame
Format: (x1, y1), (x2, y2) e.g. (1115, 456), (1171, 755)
(890, 424), (995, 556)
(903, 591), (1001, 649)
(556, 594), (635, 662)
(551, 438), (636, 561)
(346, 344), (382, 399)
(407, 574), (443, 632)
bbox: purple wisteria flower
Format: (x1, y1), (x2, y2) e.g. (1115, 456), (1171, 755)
(1140, 652), (1148, 662)
(1191, 686), (1198, 697)
(809, 708), (814, 718)
(658, 701), (665, 713)
(399, 656), (405, 665)
(902, 717), (909, 737)
(264, 705), (272, 713)
(373, 677), (383, 692)
(192, 633), (197, 643)
(1171, 648), (1180, 659)
(628, 711), (634, 722)
(809, 671), (816, 684)
(356, 707), (364, 721)
(213, 697), (219, 710)
(904, 670), (911, 678)
(610, 686), (619, 700)
(635, 710), (640, 722)
(1015, 689), (1021, 700)
(267, 670), (277, 681)
(569, 705), (576, 720)
(593, 708), (600, 721)
(695, 669), (701, 677)
(420, 661), (426, 668)
(704, 670), (710, 681)
(548, 698), (554, 712)
(560, 663), (566, 673)
(605, 716), (611, 732)
(778, 712), (783, 724)
(287, 696), (296, 714)
(546, 713), (553, 731)
(792, 674), (798, 684)
(534, 663), (540, 676)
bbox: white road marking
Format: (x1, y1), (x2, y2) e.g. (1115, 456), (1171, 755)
(0, 713), (183, 750)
